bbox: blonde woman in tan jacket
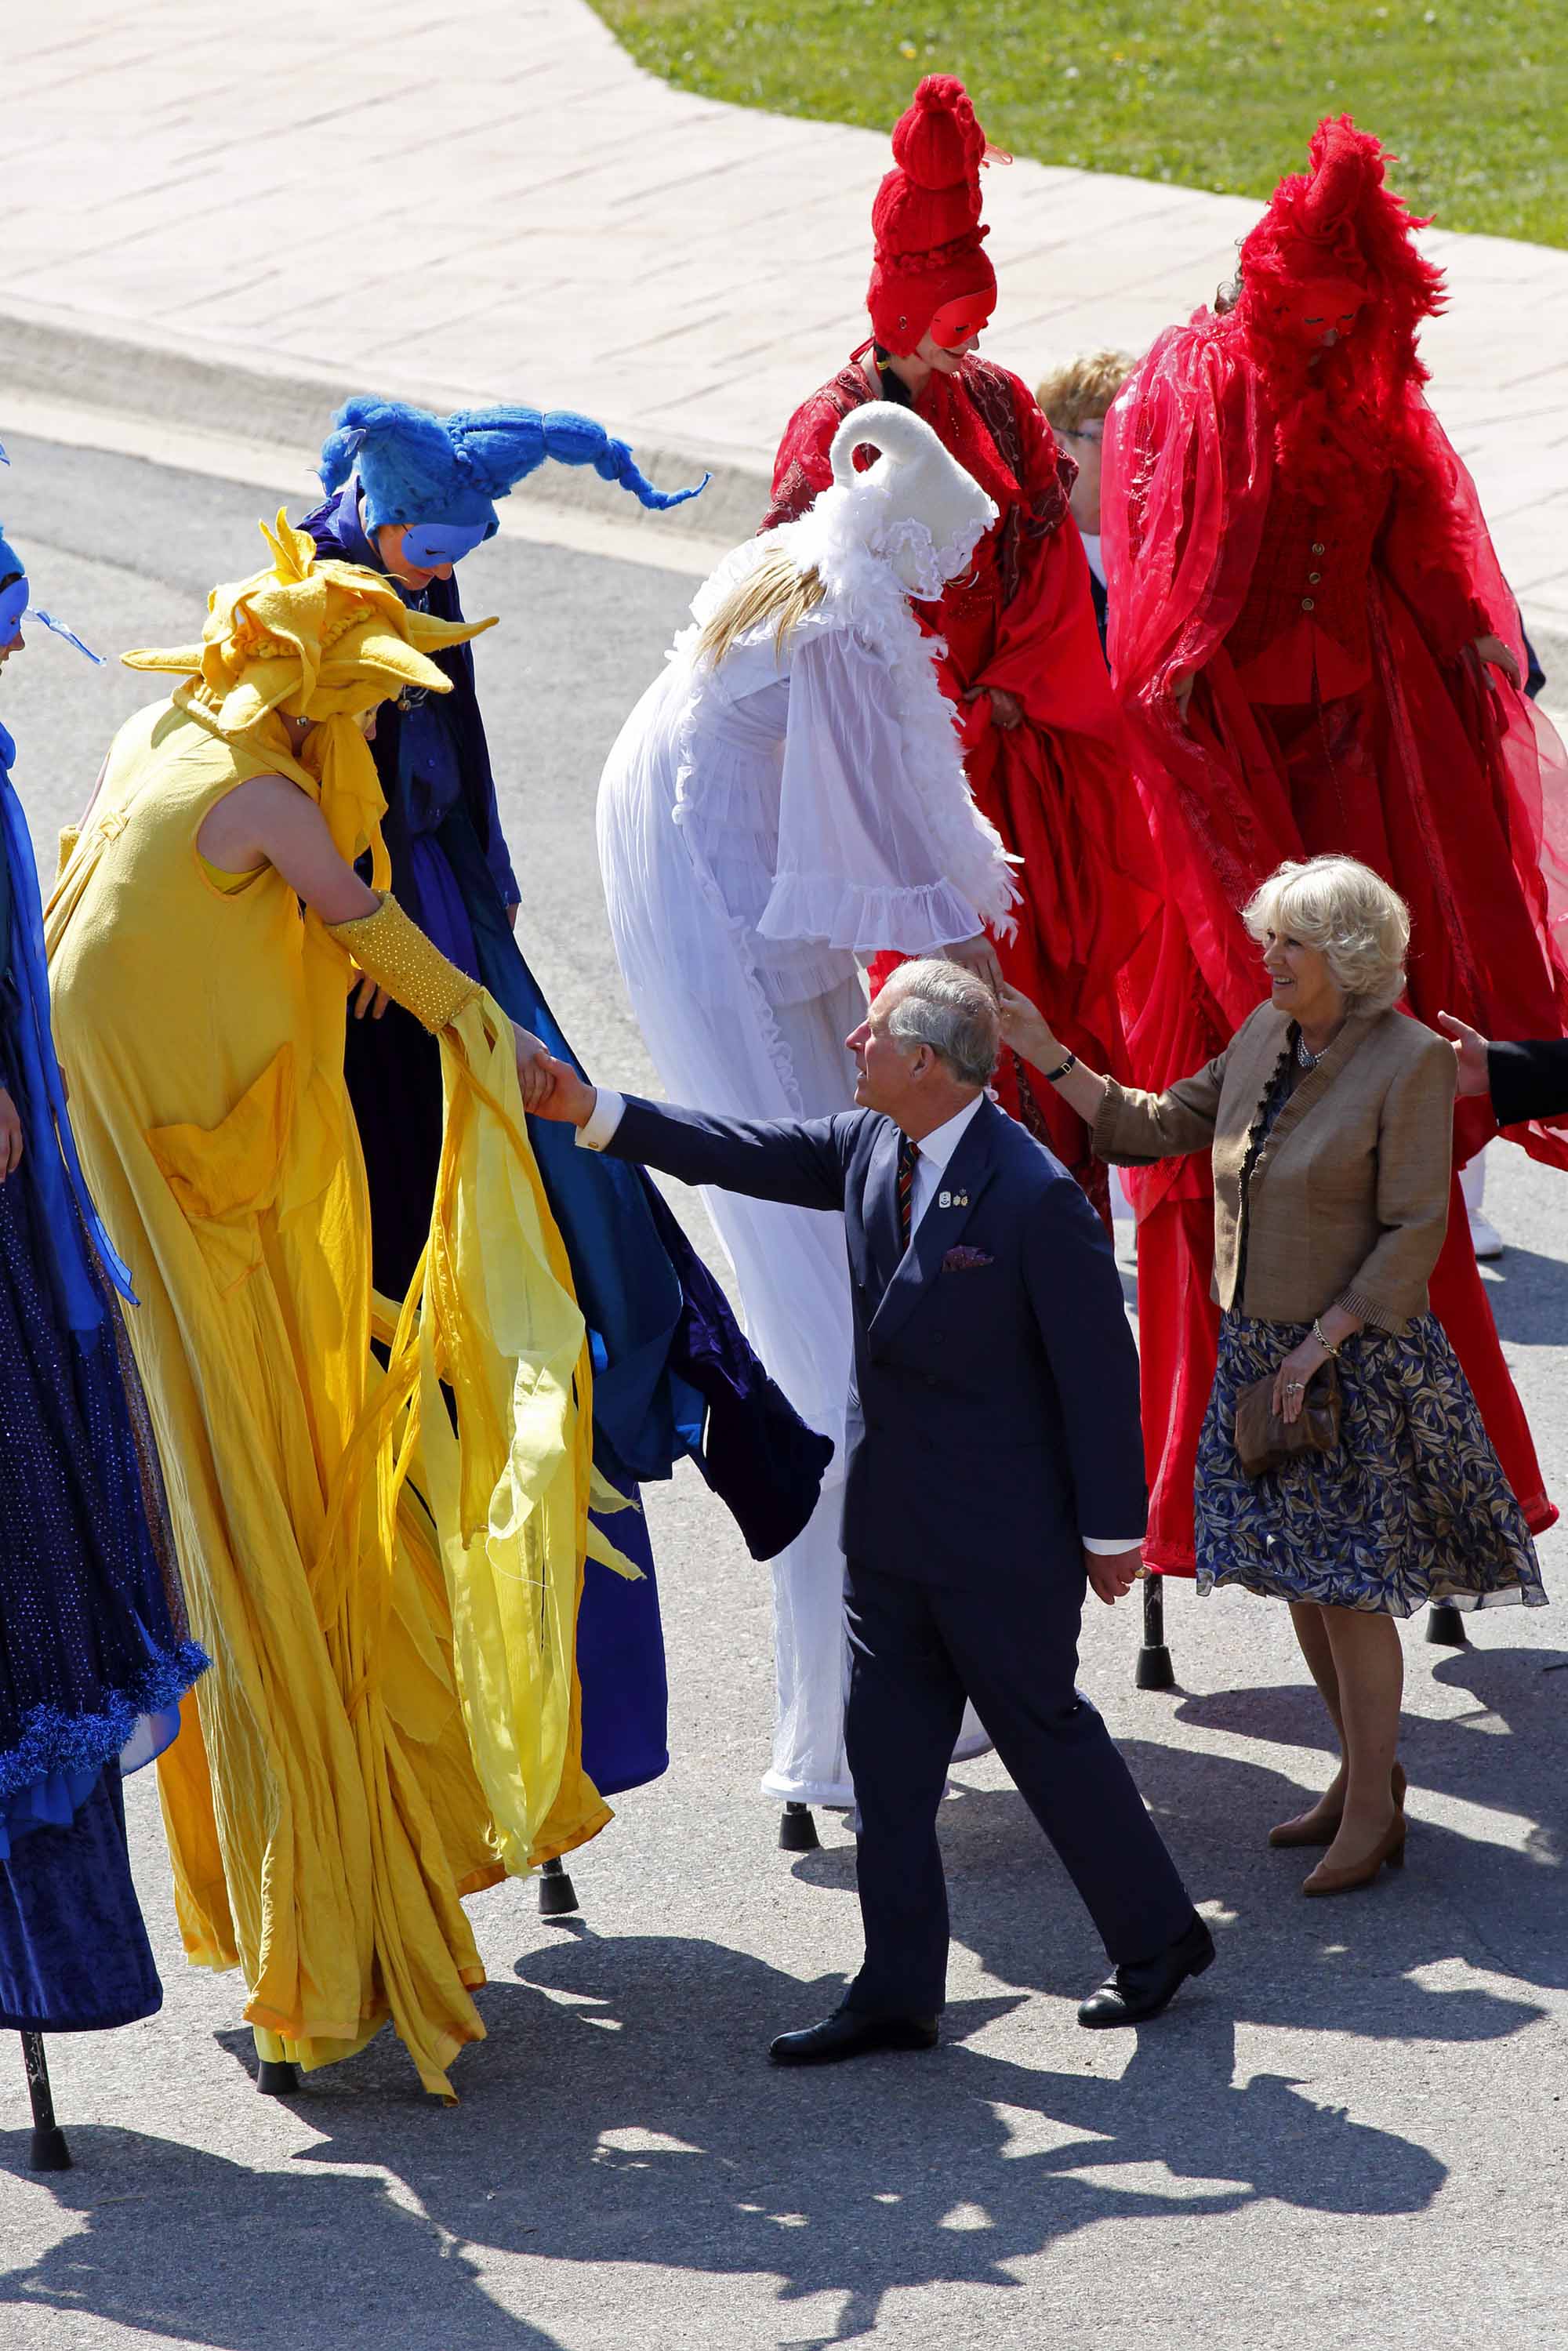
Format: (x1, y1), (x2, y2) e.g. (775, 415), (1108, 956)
(999, 855), (1544, 1896)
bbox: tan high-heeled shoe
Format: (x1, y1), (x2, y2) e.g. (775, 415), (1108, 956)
(1269, 1761), (1406, 1849)
(1301, 1811), (1408, 1896)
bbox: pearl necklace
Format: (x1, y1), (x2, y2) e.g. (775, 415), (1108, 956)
(1296, 1031), (1326, 1071)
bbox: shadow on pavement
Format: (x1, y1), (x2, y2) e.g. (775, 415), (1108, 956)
(7, 1661), (1556, 2346)
(0, 1912), (1454, 2350)
(0, 2115), (568, 2350)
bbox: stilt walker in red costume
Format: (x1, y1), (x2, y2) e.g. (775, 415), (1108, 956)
(1103, 116), (1568, 1577)
(763, 75), (1156, 1213)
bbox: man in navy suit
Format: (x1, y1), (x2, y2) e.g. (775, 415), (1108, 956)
(535, 960), (1212, 2062)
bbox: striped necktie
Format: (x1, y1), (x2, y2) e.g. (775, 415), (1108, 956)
(896, 1132), (920, 1251)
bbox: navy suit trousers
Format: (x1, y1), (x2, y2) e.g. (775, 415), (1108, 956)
(844, 1562), (1196, 2017)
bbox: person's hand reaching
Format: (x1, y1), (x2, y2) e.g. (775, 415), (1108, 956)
(512, 1025), (559, 1113)
(993, 980), (1061, 1072)
(1436, 1010), (1493, 1098)
(527, 1050), (599, 1126)
(943, 931), (1004, 992)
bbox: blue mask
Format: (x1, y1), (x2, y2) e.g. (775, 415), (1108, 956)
(398, 519), (489, 571)
(0, 538), (104, 663)
(0, 569), (25, 644)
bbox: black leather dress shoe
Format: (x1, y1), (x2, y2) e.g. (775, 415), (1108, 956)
(1077, 1914), (1216, 2030)
(769, 2006), (939, 2066)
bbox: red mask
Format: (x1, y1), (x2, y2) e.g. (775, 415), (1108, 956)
(926, 293), (993, 351)
(1265, 274), (1367, 343)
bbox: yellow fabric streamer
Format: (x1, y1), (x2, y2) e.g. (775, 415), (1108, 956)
(45, 524), (612, 2101)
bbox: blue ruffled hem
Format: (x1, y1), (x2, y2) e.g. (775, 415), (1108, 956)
(0, 1638), (209, 1809)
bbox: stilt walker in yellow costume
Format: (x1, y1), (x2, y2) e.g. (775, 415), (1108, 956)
(46, 515), (626, 2099)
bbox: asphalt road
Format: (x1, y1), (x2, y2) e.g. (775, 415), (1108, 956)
(0, 433), (1564, 2351)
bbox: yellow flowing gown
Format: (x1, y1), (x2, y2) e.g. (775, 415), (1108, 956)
(46, 525), (619, 2099)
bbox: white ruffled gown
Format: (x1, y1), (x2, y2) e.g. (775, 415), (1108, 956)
(597, 537), (1015, 1805)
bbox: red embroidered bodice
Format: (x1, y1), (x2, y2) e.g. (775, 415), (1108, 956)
(761, 349), (1073, 614)
(1224, 472), (1389, 699)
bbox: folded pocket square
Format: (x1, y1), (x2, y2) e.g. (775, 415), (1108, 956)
(941, 1246), (993, 1272)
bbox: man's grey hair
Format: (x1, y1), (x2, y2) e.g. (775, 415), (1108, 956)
(881, 959), (1000, 1088)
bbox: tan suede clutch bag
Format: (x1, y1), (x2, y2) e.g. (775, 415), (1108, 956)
(1233, 1360), (1341, 1478)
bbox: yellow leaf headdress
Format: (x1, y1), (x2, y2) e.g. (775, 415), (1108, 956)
(122, 512), (497, 883)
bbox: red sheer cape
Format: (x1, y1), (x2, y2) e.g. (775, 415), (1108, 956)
(1102, 316), (1568, 1566)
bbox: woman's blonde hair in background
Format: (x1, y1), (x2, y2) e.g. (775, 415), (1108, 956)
(1243, 854), (1410, 1013)
(695, 547), (826, 669)
(1033, 349), (1136, 434)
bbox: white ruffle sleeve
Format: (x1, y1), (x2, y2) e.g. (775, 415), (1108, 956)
(757, 626), (1011, 956)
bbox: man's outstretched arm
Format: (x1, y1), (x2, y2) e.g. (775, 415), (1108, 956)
(532, 1054), (851, 1214)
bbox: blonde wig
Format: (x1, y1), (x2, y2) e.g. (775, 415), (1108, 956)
(694, 546), (827, 669)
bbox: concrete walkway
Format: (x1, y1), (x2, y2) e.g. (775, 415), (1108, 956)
(3, 0), (1568, 635)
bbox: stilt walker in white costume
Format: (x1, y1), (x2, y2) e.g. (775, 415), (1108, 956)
(597, 406), (1018, 1827)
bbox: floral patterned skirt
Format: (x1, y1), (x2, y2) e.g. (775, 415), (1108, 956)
(1194, 1312), (1546, 1616)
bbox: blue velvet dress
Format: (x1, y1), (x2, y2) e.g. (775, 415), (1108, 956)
(0, 720), (207, 2028)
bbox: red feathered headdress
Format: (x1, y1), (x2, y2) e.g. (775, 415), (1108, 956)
(1225, 118), (1447, 499)
(867, 76), (1000, 357)
(1237, 115), (1446, 384)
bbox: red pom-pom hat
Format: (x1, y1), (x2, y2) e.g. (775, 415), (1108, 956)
(867, 75), (1006, 357)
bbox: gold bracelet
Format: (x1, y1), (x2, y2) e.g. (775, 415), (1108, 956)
(1312, 1317), (1341, 1358)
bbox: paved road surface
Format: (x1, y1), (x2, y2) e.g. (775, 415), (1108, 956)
(5, 0), (1568, 641)
(0, 436), (1563, 2351)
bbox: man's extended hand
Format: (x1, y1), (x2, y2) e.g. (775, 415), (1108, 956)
(528, 1050), (598, 1127)
(1436, 1010), (1493, 1099)
(1084, 1544), (1142, 1605)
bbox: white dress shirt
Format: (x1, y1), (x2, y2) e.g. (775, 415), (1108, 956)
(577, 1087), (1138, 1554)
(902, 1094), (983, 1241)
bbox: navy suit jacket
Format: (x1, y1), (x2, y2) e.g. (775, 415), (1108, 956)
(604, 1094), (1148, 1586)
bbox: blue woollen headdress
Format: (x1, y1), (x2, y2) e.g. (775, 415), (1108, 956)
(318, 397), (709, 539)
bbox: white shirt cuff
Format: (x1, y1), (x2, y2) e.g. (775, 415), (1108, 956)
(575, 1086), (626, 1151)
(1083, 1536), (1143, 1555)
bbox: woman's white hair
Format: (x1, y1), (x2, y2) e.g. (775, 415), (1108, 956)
(1243, 854), (1410, 1013)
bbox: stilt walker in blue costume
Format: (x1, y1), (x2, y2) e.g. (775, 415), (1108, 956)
(301, 402), (830, 1877)
(0, 501), (207, 2119)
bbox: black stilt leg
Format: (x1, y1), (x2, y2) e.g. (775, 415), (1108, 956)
(256, 2059), (300, 2095)
(1135, 1573), (1176, 1690)
(779, 1801), (820, 1852)
(1425, 1601), (1469, 1649)
(21, 2034), (71, 2171)
(538, 1854), (580, 1917)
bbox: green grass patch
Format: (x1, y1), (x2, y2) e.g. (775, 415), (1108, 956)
(592, 0), (1567, 247)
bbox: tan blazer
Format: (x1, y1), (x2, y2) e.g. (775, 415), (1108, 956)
(1094, 1001), (1457, 1333)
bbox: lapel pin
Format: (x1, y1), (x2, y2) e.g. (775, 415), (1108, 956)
(953, 1191), (969, 1207)
(938, 1189), (952, 1209)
